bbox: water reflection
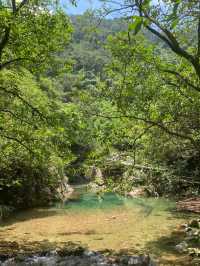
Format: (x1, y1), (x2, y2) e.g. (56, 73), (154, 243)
(56, 186), (177, 218)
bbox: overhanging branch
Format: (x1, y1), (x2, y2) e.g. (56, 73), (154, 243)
(0, 132), (34, 154)
(0, 58), (31, 70)
(87, 111), (196, 146)
(0, 86), (47, 121)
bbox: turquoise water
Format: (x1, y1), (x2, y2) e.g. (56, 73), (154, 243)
(56, 185), (176, 215)
(0, 185), (196, 265)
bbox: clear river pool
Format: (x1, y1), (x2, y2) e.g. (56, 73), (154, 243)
(0, 185), (197, 265)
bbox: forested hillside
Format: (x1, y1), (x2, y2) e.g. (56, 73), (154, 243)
(1, 0), (200, 211)
(0, 2), (128, 209)
(0, 0), (74, 208)
(0, 1), (200, 264)
(65, 11), (200, 197)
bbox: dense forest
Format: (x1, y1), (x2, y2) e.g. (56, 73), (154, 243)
(0, 0), (200, 207)
(0, 0), (200, 264)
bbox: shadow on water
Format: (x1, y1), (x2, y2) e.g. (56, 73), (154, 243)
(143, 231), (196, 266)
(0, 209), (60, 228)
(58, 230), (113, 237)
(1, 189), (196, 227)
(145, 229), (184, 254)
(167, 208), (199, 220)
(0, 239), (87, 259)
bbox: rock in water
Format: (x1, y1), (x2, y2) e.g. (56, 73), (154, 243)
(0, 250), (157, 266)
(175, 241), (188, 253)
(127, 188), (146, 198)
(128, 255), (157, 265)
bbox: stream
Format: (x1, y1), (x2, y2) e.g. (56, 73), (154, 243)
(0, 185), (197, 265)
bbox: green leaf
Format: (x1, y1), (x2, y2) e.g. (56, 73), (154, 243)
(171, 18), (179, 29)
(142, 0), (151, 8)
(128, 17), (143, 35)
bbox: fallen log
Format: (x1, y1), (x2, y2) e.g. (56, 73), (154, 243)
(177, 198), (200, 213)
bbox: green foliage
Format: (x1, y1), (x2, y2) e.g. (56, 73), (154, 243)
(90, 1), (200, 195)
(68, 12), (127, 76)
(65, 3), (200, 196)
(1, 0), (200, 209)
(0, 68), (76, 207)
(0, 0), (76, 207)
(0, 4), (72, 72)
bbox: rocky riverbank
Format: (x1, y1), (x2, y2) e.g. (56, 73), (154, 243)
(0, 249), (157, 266)
(175, 218), (200, 260)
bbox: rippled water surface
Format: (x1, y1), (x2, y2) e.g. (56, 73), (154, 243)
(0, 185), (197, 265)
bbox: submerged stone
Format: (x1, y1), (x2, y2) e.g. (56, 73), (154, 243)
(175, 241), (188, 253)
(0, 251), (157, 266)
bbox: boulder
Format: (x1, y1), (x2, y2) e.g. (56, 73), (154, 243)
(175, 241), (188, 253)
(119, 255), (157, 266)
(86, 166), (104, 183)
(127, 188), (146, 198)
(56, 177), (74, 201)
(127, 255), (156, 266)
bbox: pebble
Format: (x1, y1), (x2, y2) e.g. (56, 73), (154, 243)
(175, 241), (188, 253)
(0, 251), (156, 266)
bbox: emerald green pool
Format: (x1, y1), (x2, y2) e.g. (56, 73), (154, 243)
(0, 185), (197, 265)
(57, 185), (176, 215)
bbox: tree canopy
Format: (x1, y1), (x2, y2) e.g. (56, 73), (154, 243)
(0, 1), (200, 208)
